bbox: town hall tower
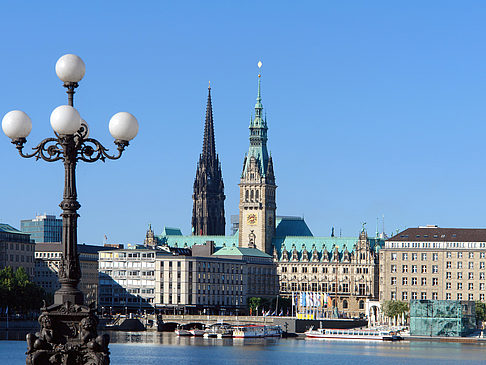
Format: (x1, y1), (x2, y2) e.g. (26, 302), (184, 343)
(238, 71), (276, 254)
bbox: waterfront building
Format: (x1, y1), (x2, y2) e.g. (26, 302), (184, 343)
(380, 226), (486, 303)
(155, 219), (383, 317)
(34, 243), (112, 306)
(0, 223), (35, 276)
(21, 214), (62, 243)
(192, 85), (226, 236)
(98, 241), (277, 313)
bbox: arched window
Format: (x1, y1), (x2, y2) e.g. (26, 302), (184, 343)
(250, 190), (254, 200)
(359, 300), (365, 310)
(245, 190), (249, 201)
(255, 190), (259, 201)
(343, 300), (348, 309)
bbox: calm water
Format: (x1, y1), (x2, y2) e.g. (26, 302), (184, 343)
(2, 332), (486, 364)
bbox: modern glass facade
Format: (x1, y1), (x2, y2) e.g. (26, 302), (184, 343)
(410, 299), (476, 337)
(21, 214), (62, 243)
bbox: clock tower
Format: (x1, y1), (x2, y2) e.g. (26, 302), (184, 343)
(238, 69), (276, 255)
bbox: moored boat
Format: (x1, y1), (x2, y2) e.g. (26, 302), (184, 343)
(232, 325), (282, 338)
(305, 327), (402, 341)
(189, 329), (206, 337)
(175, 328), (192, 336)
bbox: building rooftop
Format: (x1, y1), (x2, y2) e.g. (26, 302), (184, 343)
(389, 227), (486, 242)
(213, 246), (272, 258)
(275, 216), (313, 237)
(0, 223), (26, 235)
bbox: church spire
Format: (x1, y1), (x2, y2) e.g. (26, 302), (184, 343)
(202, 83), (216, 164)
(192, 84), (226, 236)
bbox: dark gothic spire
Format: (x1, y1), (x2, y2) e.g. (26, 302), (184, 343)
(202, 83), (216, 164)
(192, 84), (226, 236)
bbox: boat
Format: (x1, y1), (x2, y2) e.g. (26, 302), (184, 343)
(189, 329), (206, 337)
(175, 328), (192, 336)
(203, 330), (218, 338)
(216, 326), (233, 338)
(305, 327), (403, 341)
(232, 325), (282, 338)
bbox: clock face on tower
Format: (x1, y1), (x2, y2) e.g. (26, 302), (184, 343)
(247, 213), (257, 225)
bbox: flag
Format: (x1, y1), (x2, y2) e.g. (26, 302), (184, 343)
(279, 309), (283, 316)
(271, 309), (276, 316)
(104, 234), (108, 241)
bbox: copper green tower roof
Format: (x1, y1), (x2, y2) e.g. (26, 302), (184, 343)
(243, 72), (269, 177)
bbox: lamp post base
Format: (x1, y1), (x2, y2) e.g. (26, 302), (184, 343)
(26, 302), (110, 365)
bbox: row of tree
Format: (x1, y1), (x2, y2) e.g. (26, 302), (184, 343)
(0, 267), (51, 314)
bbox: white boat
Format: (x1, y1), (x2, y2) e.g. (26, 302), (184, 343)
(305, 327), (403, 341)
(216, 328), (233, 338)
(189, 329), (206, 337)
(175, 328), (192, 336)
(232, 325), (282, 338)
(203, 331), (218, 338)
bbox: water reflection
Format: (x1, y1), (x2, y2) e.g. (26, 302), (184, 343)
(104, 331), (282, 347)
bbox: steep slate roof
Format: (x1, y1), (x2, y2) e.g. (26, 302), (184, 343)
(389, 227), (486, 242)
(161, 227), (183, 236)
(275, 217), (313, 237)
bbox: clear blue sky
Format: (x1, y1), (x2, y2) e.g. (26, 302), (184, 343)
(1, 1), (486, 245)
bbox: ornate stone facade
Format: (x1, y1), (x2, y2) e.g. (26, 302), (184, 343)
(275, 230), (381, 317)
(192, 86), (226, 236)
(238, 75), (276, 254)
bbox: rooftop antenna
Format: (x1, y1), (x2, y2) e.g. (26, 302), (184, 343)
(376, 218), (379, 238)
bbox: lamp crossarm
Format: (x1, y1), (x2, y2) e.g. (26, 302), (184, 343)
(77, 138), (128, 163)
(12, 134), (129, 164)
(12, 137), (64, 162)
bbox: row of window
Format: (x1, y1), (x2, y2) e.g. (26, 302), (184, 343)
(391, 292), (483, 301)
(281, 266), (369, 274)
(391, 251), (485, 260)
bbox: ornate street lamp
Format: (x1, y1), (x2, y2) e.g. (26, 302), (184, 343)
(2, 54), (138, 365)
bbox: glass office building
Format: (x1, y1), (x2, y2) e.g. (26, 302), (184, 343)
(21, 214), (62, 243)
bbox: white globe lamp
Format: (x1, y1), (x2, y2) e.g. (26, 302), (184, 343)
(109, 112), (138, 141)
(2, 110), (32, 140)
(55, 54), (86, 83)
(50, 105), (81, 135)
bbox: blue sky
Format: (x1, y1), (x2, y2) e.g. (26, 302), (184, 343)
(1, 1), (486, 244)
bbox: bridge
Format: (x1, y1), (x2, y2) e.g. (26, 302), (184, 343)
(159, 315), (278, 330)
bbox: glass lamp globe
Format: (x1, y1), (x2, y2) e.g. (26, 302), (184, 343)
(55, 54), (86, 83)
(50, 105), (82, 135)
(109, 112), (138, 141)
(2, 110), (32, 139)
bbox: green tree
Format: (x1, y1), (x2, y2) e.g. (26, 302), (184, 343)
(382, 300), (409, 318)
(0, 266), (49, 314)
(248, 297), (262, 315)
(475, 301), (486, 324)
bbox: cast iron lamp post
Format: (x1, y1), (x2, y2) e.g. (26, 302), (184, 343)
(2, 54), (138, 365)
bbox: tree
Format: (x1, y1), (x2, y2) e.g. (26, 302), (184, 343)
(0, 266), (50, 314)
(475, 301), (486, 324)
(382, 300), (409, 318)
(248, 297), (262, 315)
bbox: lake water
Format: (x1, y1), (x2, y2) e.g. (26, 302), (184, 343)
(2, 332), (486, 364)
